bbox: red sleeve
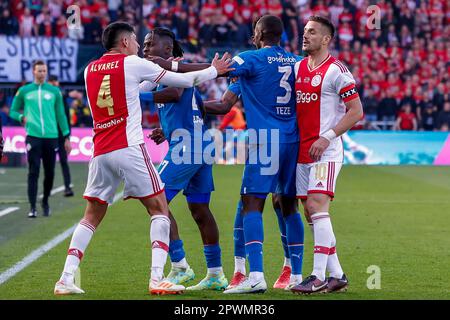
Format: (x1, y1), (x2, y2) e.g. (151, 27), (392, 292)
(219, 109), (237, 130)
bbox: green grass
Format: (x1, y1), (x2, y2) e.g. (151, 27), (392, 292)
(0, 164), (450, 299)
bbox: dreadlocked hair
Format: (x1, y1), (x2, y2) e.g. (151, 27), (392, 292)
(152, 27), (184, 58)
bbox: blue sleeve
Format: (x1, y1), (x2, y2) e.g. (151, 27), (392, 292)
(227, 80), (241, 96)
(229, 51), (255, 78)
(140, 92), (154, 103)
(295, 55), (303, 62)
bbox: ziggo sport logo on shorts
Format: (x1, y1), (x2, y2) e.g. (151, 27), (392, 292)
(296, 90), (318, 104)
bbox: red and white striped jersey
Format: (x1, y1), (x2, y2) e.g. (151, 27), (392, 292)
(84, 53), (166, 157)
(295, 54), (358, 164)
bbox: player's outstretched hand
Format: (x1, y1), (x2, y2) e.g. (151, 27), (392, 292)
(309, 137), (330, 162)
(211, 52), (235, 76)
(148, 128), (166, 145)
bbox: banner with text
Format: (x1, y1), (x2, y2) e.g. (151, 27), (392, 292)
(2, 128), (450, 166)
(0, 36), (78, 83)
(2, 127), (169, 163)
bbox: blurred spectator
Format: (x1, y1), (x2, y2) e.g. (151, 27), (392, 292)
(198, 15), (214, 48)
(212, 14), (232, 47)
(239, 0), (253, 25)
(19, 7), (36, 37)
(361, 91), (378, 122)
(433, 83), (446, 111)
(436, 102), (450, 131)
(421, 105), (438, 131)
(0, 9), (19, 35)
(221, 0), (238, 19)
(378, 90), (398, 130)
(232, 13), (252, 46)
(395, 104), (418, 131)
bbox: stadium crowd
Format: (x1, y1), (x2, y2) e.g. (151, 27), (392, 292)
(0, 0), (449, 131)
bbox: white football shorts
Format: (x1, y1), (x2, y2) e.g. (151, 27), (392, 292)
(296, 161), (342, 200)
(83, 144), (164, 204)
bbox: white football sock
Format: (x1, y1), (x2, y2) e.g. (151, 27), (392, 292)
(234, 256), (246, 274)
(284, 257), (291, 268)
(208, 267), (223, 275)
(172, 258), (189, 269)
(249, 271), (264, 282)
(290, 274), (303, 284)
(60, 219), (95, 283)
(327, 233), (344, 278)
(150, 215), (170, 282)
(311, 212), (333, 281)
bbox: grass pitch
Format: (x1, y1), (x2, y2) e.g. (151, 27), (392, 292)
(0, 163), (450, 299)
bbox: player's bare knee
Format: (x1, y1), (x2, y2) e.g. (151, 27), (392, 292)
(301, 200), (312, 222)
(141, 194), (169, 216)
(305, 195), (329, 215)
(241, 195), (265, 214)
(280, 196), (298, 216)
(188, 203), (212, 224)
(84, 200), (108, 227)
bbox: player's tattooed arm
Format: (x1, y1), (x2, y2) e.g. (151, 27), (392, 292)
(203, 90), (238, 115)
(153, 88), (184, 103)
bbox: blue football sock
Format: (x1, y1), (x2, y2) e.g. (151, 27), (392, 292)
(285, 213), (304, 275)
(204, 244), (222, 268)
(233, 201), (245, 259)
(274, 207), (290, 259)
(243, 211), (264, 273)
(169, 239), (185, 263)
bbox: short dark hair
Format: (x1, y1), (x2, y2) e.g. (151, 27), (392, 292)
(252, 16), (262, 32)
(258, 15), (283, 42)
(308, 15), (335, 38)
(48, 75), (58, 82)
(102, 21), (134, 51)
(151, 27), (184, 58)
(32, 60), (46, 70)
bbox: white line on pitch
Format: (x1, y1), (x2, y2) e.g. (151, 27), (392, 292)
(0, 190), (123, 286)
(0, 207), (20, 218)
(38, 185), (66, 199)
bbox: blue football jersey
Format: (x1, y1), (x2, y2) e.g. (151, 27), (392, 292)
(227, 79), (241, 97)
(229, 46), (302, 143)
(155, 86), (207, 154)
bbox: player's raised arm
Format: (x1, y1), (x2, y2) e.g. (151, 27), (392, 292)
(203, 80), (240, 115)
(137, 53), (234, 88)
(147, 56), (211, 73)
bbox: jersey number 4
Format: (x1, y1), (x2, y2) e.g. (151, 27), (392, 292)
(97, 75), (115, 115)
(276, 66), (292, 104)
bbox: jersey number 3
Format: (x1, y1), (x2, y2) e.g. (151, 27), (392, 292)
(97, 75), (115, 115)
(277, 66), (292, 104)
